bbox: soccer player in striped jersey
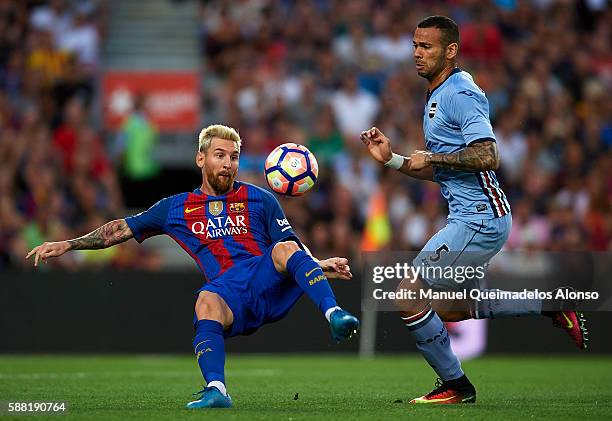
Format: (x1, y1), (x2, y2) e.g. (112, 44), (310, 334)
(26, 124), (359, 409)
(361, 15), (587, 404)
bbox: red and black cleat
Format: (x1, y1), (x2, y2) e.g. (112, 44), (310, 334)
(409, 376), (476, 404)
(543, 287), (589, 350)
(550, 311), (588, 350)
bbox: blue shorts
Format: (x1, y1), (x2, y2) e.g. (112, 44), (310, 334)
(413, 215), (512, 290)
(197, 243), (303, 338)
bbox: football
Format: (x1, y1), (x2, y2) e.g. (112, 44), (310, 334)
(264, 143), (319, 196)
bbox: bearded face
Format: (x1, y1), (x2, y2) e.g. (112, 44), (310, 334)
(413, 27), (455, 82)
(204, 161), (235, 194)
(197, 137), (240, 195)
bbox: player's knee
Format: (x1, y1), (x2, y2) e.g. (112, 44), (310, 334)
(195, 299), (215, 317)
(394, 278), (427, 315)
(271, 240), (300, 266)
(195, 292), (232, 326)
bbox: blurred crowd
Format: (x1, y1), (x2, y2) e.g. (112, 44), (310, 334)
(199, 0), (611, 260)
(0, 0), (160, 270)
(0, 0), (610, 271)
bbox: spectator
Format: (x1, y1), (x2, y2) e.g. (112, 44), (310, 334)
(330, 71), (380, 140)
(113, 94), (160, 207)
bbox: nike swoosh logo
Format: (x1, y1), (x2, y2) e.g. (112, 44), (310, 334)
(305, 268), (319, 277)
(412, 394), (458, 404)
(562, 312), (574, 329)
(194, 340), (211, 349)
(185, 206), (204, 214)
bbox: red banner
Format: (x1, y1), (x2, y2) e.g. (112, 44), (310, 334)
(102, 71), (200, 132)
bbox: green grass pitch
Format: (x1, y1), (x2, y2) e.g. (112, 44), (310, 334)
(1, 354), (610, 420)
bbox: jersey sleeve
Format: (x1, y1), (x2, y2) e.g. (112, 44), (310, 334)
(450, 89), (496, 145)
(261, 189), (302, 245)
(124, 197), (172, 243)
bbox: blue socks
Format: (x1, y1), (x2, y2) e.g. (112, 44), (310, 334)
(286, 250), (338, 315)
(193, 319), (226, 395)
(474, 289), (543, 319)
(402, 305), (464, 381)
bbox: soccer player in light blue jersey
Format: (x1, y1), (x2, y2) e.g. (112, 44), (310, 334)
(27, 124), (360, 409)
(361, 15), (587, 404)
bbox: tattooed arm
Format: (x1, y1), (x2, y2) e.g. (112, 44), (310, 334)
(25, 219), (134, 266)
(67, 219), (133, 250)
(410, 140), (500, 172)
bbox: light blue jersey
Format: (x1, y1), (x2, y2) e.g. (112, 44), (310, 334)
(424, 68), (510, 220)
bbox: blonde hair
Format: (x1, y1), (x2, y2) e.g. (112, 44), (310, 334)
(198, 124), (242, 153)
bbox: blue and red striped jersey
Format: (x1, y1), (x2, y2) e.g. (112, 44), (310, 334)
(124, 181), (298, 280)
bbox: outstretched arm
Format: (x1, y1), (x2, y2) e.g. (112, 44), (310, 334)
(411, 140), (499, 172)
(67, 219), (133, 250)
(26, 219), (134, 266)
(360, 127), (434, 181)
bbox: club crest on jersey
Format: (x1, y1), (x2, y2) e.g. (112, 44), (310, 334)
(229, 202), (245, 213)
(209, 201), (224, 216)
(428, 102), (437, 118)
